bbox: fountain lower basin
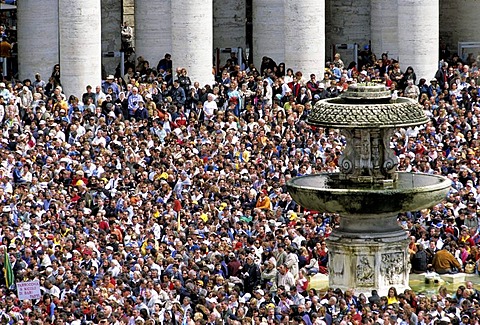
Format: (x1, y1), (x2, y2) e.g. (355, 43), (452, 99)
(286, 172), (451, 215)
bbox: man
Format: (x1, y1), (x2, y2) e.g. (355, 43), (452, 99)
(171, 79), (186, 106)
(33, 73), (46, 89)
(121, 22), (133, 50)
(432, 246), (461, 274)
(127, 87), (142, 119)
(0, 82), (10, 101)
(276, 263), (295, 291)
(102, 75), (120, 97)
(0, 36), (11, 59)
(94, 85), (106, 106)
(411, 244), (428, 274)
(157, 53), (172, 72)
(307, 74), (321, 95)
(242, 254), (260, 294)
(435, 61), (448, 90)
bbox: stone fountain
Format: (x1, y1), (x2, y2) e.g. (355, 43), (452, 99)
(287, 84), (451, 296)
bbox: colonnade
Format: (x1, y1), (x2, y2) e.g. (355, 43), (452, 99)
(16, 0), (441, 97)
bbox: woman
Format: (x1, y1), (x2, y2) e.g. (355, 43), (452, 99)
(178, 68), (192, 93)
(387, 286), (399, 305)
(401, 289), (418, 311)
(403, 66), (417, 86)
(39, 293), (56, 322)
(276, 62), (286, 78)
(284, 68), (294, 84)
(51, 63), (61, 85)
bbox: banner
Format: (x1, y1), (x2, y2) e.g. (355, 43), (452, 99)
(17, 280), (41, 300)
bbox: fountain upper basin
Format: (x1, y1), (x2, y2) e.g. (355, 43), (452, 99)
(286, 172), (451, 215)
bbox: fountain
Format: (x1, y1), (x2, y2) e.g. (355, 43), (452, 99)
(287, 83), (451, 296)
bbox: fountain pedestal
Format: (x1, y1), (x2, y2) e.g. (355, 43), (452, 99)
(287, 85), (451, 296)
(328, 234), (410, 295)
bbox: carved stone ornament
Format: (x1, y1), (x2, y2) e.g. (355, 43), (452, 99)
(356, 255), (375, 286)
(308, 84), (427, 184)
(380, 252), (405, 285)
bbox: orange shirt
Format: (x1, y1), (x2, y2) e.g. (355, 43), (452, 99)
(256, 195), (271, 210)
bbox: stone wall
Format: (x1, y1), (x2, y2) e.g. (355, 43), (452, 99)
(135, 0), (172, 66)
(439, 0), (480, 61)
(102, 0), (122, 76)
(213, 0), (246, 67)
(325, 0), (371, 63)
(123, 0), (135, 27)
(370, 0), (398, 61)
(252, 0), (284, 69)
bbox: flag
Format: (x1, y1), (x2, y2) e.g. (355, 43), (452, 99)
(4, 251), (14, 288)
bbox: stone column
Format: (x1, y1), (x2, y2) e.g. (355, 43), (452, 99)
(284, 0), (325, 77)
(135, 0), (171, 66)
(172, 0), (214, 86)
(252, 0), (284, 70)
(102, 0), (123, 76)
(59, 0), (102, 98)
(398, 0), (439, 81)
(17, 0), (59, 82)
(370, 0), (399, 60)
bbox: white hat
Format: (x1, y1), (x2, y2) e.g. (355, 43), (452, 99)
(255, 289), (265, 296)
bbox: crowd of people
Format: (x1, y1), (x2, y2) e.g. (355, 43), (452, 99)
(0, 42), (480, 325)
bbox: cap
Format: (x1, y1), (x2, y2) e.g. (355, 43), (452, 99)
(255, 289), (265, 296)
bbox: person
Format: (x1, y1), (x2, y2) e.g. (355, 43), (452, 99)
(121, 21), (133, 51)
(82, 85), (96, 105)
(170, 79), (186, 106)
(102, 75), (120, 97)
(411, 244), (428, 274)
(127, 86), (142, 118)
(386, 287), (399, 305)
(0, 36), (11, 74)
(51, 63), (61, 85)
(404, 79), (420, 100)
(242, 254), (261, 294)
(157, 53), (173, 73)
(435, 61), (448, 90)
(177, 68), (192, 94)
(33, 73), (46, 90)
(432, 246), (461, 274)
(333, 53), (344, 70)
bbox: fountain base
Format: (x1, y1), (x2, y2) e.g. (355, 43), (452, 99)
(327, 230), (410, 297)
